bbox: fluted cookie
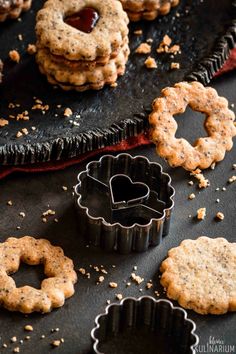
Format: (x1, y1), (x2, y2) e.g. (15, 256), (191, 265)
(35, 0), (130, 91)
(149, 81), (236, 170)
(160, 236), (236, 315)
(120, 0), (180, 21)
(0, 0), (32, 22)
(0, 236), (77, 314)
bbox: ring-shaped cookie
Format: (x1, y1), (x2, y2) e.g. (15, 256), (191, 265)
(0, 236), (77, 314)
(36, 0), (129, 61)
(149, 81), (236, 171)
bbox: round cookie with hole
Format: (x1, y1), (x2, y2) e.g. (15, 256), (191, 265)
(0, 236), (77, 314)
(149, 81), (236, 171)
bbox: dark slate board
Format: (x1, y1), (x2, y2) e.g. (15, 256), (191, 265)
(0, 0), (236, 165)
(0, 71), (236, 354)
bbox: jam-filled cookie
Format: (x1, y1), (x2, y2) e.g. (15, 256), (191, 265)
(35, 0), (130, 91)
(0, 0), (32, 22)
(119, 0), (180, 21)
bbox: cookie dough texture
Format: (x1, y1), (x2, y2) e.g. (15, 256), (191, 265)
(0, 0), (32, 22)
(120, 0), (180, 21)
(0, 236), (77, 314)
(149, 81), (236, 170)
(35, 0), (130, 91)
(160, 236), (236, 314)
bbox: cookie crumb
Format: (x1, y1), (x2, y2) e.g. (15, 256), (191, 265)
(110, 82), (118, 88)
(191, 170), (210, 188)
(42, 209), (55, 217)
(11, 337), (17, 343)
(9, 50), (20, 63)
(135, 43), (151, 54)
(13, 348), (20, 353)
(41, 335), (45, 339)
(170, 62), (180, 70)
(131, 273), (144, 285)
(210, 162), (216, 170)
(228, 175), (236, 183)
(51, 340), (61, 347)
(109, 282), (118, 288)
(21, 128), (28, 135)
(64, 108), (73, 117)
(79, 268), (86, 275)
(197, 207), (206, 220)
(116, 294), (123, 300)
(216, 212), (224, 221)
(0, 118), (9, 127)
(27, 44), (37, 55)
(133, 29), (142, 35)
(7, 200), (13, 206)
(18, 34), (23, 41)
(144, 56), (157, 69)
(98, 276), (105, 283)
(24, 325), (33, 332)
(16, 131), (23, 138)
(188, 193), (195, 200)
(146, 282), (153, 289)
(62, 186), (68, 191)
(188, 180), (194, 186)
(233, 164), (236, 170)
(19, 212), (25, 218)
(106, 300), (111, 304)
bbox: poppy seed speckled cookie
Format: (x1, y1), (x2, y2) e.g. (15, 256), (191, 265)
(119, 0), (180, 21)
(160, 236), (236, 315)
(0, 236), (77, 314)
(35, 0), (130, 91)
(0, 0), (32, 22)
(149, 81), (236, 171)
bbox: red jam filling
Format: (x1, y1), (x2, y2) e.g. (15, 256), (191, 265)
(65, 7), (99, 33)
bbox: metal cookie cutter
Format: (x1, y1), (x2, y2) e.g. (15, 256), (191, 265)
(91, 296), (199, 354)
(74, 153), (175, 254)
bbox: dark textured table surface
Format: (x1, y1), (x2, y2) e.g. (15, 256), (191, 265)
(0, 71), (236, 353)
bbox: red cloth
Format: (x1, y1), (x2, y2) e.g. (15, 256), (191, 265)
(0, 48), (236, 180)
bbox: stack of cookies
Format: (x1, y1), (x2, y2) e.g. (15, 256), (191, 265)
(0, 0), (32, 22)
(35, 0), (130, 92)
(120, 0), (180, 21)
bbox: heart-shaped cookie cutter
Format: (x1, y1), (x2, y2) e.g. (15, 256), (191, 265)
(74, 153), (175, 254)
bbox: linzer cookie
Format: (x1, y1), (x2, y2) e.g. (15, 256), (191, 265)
(119, 0), (180, 21)
(0, 0), (32, 22)
(0, 236), (77, 313)
(160, 236), (236, 315)
(35, 0), (130, 91)
(149, 81), (236, 170)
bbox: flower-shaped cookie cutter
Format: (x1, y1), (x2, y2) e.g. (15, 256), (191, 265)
(91, 296), (199, 354)
(74, 154), (175, 254)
